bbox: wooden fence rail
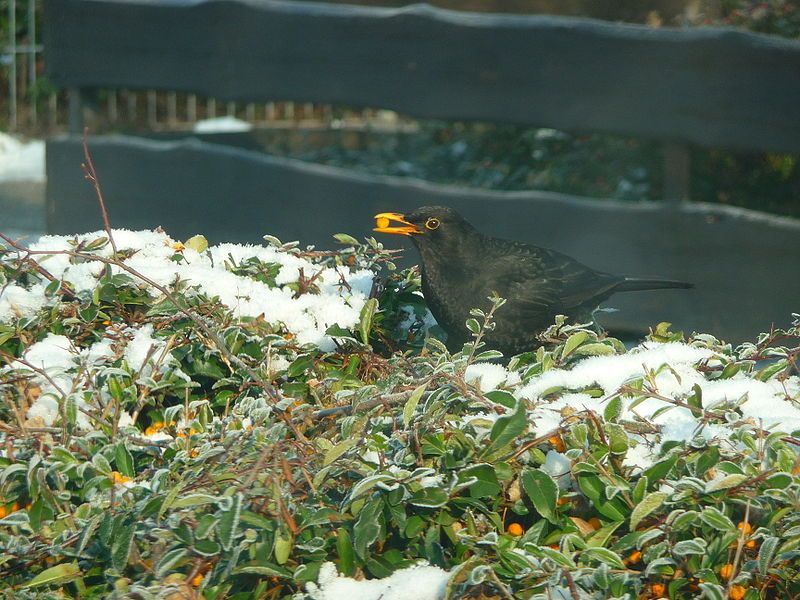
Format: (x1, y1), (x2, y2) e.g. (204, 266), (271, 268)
(44, 0), (800, 153)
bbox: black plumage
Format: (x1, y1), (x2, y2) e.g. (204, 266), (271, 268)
(374, 206), (693, 355)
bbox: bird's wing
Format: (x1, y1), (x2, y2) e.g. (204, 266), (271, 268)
(490, 242), (622, 315)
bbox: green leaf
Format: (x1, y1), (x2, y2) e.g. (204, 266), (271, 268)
(699, 507), (735, 532)
(408, 487), (449, 508)
(521, 469), (558, 524)
(480, 399), (527, 459)
(172, 493), (220, 509)
(155, 548), (188, 578)
(586, 521), (623, 548)
(353, 499), (382, 560)
(604, 396), (622, 422)
(758, 536), (780, 575)
(537, 546), (576, 568)
(184, 234), (209, 253)
(274, 528), (293, 565)
(403, 384), (427, 425)
(604, 422), (628, 454)
(460, 464), (501, 498)
(643, 452), (679, 486)
(348, 474), (397, 501)
(232, 564), (291, 578)
(465, 318), (481, 334)
(562, 332), (589, 358)
(581, 547), (625, 569)
(630, 492), (667, 531)
(705, 474), (747, 492)
(115, 443), (134, 478)
(324, 439), (357, 466)
(574, 342), (615, 356)
(632, 477), (648, 504)
(111, 520), (135, 572)
(21, 563), (81, 588)
(484, 390), (516, 408)
(697, 582), (726, 600)
(219, 491), (242, 551)
(336, 528), (355, 576)
(358, 298), (379, 345)
(333, 233), (360, 246)
(673, 538), (707, 556)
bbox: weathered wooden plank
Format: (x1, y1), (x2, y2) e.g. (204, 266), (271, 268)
(46, 135), (800, 342)
(42, 0), (800, 152)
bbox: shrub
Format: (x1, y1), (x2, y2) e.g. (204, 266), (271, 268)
(0, 229), (799, 599)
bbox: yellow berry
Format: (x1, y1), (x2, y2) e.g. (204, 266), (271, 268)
(729, 585), (747, 600)
(720, 564), (735, 579)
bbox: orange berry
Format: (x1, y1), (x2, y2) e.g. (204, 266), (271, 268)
(191, 574), (204, 587)
(745, 539), (757, 549)
(720, 564), (735, 579)
(0, 506), (6, 519)
(729, 585), (747, 600)
(587, 517), (602, 530)
(651, 583), (666, 597)
(110, 471), (132, 484)
(10, 502), (20, 512)
(506, 523), (524, 536)
(737, 522), (753, 535)
(557, 497), (570, 506)
(624, 550), (642, 565)
(548, 435), (566, 452)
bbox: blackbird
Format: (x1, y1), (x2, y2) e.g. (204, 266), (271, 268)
(373, 206), (693, 355)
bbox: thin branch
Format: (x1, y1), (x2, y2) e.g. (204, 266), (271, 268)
(81, 128), (118, 256)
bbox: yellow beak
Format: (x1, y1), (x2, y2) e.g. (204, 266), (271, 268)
(373, 212), (423, 236)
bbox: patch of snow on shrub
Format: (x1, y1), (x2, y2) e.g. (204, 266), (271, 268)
(23, 229), (372, 351)
(465, 363), (519, 392)
(0, 283), (48, 323)
(518, 342), (800, 466)
(306, 562), (450, 600)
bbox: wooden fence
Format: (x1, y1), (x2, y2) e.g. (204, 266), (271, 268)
(41, 0), (800, 341)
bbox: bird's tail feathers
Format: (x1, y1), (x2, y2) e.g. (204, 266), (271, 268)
(617, 278), (694, 292)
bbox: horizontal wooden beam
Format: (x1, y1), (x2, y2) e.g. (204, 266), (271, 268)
(43, 0), (800, 152)
(46, 135), (800, 342)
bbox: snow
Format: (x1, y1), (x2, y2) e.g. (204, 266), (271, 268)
(0, 283), (48, 322)
(517, 342), (800, 467)
(1, 228), (374, 425)
(193, 116), (253, 133)
(540, 450), (572, 490)
(11, 229), (373, 350)
(0, 132), (45, 182)
(465, 362), (520, 392)
(124, 324), (163, 373)
(306, 562), (450, 600)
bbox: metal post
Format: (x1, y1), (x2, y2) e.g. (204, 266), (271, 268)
(67, 87), (84, 134)
(8, 0), (17, 131)
(187, 94), (197, 122)
(662, 142), (691, 204)
(167, 91), (177, 126)
(147, 90), (157, 127)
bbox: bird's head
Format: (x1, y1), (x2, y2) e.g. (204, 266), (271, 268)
(373, 206), (478, 253)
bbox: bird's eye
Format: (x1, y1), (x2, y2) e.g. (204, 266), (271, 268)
(425, 218), (440, 230)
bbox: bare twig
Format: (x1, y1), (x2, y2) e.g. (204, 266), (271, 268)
(81, 128), (118, 256)
(312, 389), (429, 419)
